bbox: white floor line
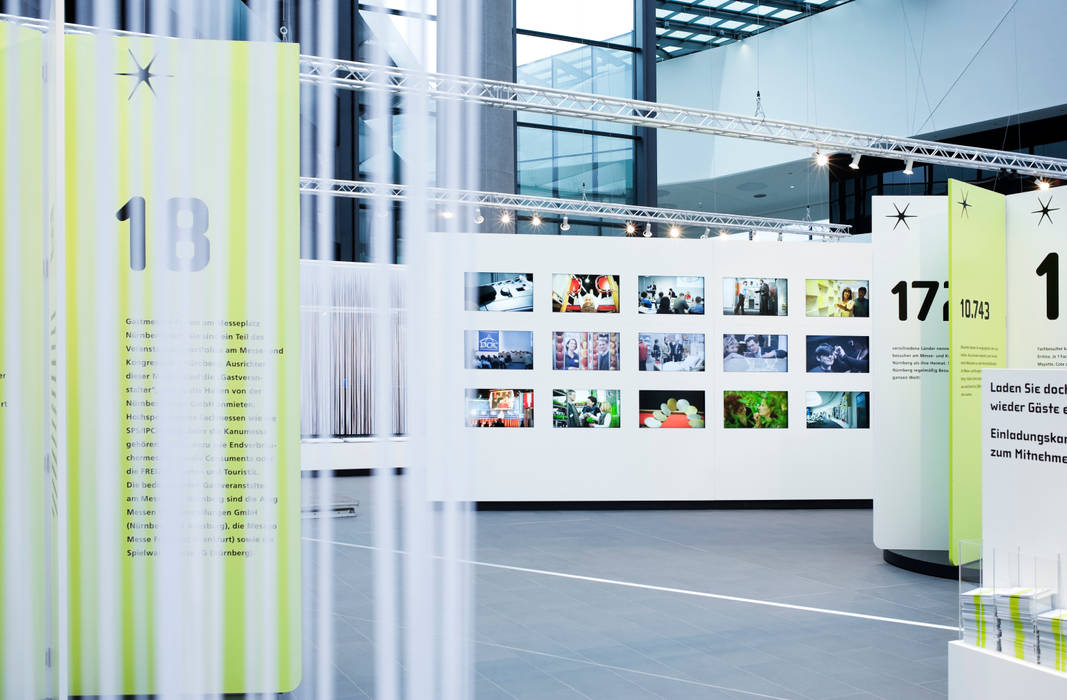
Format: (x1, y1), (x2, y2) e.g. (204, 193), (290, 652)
(504, 517), (592, 527)
(304, 537), (958, 632)
(476, 640), (791, 700)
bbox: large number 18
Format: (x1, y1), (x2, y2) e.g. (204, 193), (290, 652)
(117, 196), (210, 271)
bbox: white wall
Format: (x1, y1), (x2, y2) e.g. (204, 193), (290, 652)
(657, 0), (1067, 184)
(302, 233), (872, 501)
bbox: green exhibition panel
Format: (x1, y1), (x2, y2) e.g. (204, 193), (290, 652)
(62, 34), (301, 694)
(0, 21), (47, 700)
(947, 179), (1006, 564)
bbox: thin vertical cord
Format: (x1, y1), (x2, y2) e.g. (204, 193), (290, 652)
(312, 3), (339, 696)
(367, 1), (401, 698)
(49, 1), (70, 696)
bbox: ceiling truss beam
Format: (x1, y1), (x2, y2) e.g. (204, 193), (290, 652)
(299, 177), (851, 237)
(5, 13), (1064, 180)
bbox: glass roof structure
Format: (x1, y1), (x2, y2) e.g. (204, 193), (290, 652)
(656, 0), (852, 60)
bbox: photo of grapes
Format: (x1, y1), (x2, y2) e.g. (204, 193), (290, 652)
(723, 391), (788, 429)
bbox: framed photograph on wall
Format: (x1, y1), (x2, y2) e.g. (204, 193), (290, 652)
(552, 389), (621, 428)
(551, 274), (620, 313)
(722, 334), (788, 372)
(637, 275), (705, 314)
(465, 272), (534, 312)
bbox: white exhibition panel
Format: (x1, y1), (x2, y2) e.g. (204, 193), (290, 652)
(445, 233), (872, 502)
(871, 196), (950, 551)
(948, 641), (1067, 700)
(981, 368), (1067, 564)
(1006, 188), (1067, 368)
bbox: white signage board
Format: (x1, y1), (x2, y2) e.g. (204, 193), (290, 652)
(982, 368), (1067, 562)
(871, 196), (950, 550)
(1006, 188), (1067, 369)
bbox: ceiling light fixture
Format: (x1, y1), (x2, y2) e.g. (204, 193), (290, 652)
(777, 231), (783, 242)
(748, 231), (754, 241)
(500, 211), (511, 225)
(668, 225), (681, 238)
(473, 208), (484, 224)
(701, 227), (710, 239)
(1037, 179), (1051, 191)
(849, 154), (862, 170)
(625, 222), (636, 235)
(531, 213), (542, 227)
(903, 159), (914, 175)
(643, 223), (652, 238)
(441, 209), (454, 219)
(559, 216), (570, 231)
(814, 151), (829, 167)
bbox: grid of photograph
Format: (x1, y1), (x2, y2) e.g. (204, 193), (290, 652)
(463, 272), (869, 431)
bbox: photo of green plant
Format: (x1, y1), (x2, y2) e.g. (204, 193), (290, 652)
(723, 391), (788, 429)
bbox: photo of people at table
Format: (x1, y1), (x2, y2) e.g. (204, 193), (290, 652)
(552, 389), (621, 428)
(638, 390), (705, 428)
(806, 392), (870, 429)
(465, 272), (534, 312)
(553, 331), (620, 370)
(722, 334), (788, 372)
(805, 335), (870, 373)
(465, 330), (534, 369)
(466, 388), (534, 427)
(722, 277), (788, 315)
(638, 333), (705, 371)
(551, 273), (620, 313)
(637, 275), (705, 314)
(805, 279), (869, 317)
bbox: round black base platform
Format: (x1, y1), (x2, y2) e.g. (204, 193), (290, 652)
(883, 549), (960, 580)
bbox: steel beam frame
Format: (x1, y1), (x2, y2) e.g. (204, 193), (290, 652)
(6, 12), (1065, 179)
(299, 177), (851, 237)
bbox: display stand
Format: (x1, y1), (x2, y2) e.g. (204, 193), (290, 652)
(949, 642), (1067, 699)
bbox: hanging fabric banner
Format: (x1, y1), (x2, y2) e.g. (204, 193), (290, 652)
(0, 21), (48, 700)
(62, 33), (300, 694)
(947, 179), (1006, 564)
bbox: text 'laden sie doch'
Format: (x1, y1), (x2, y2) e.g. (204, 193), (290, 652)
(988, 381), (1067, 414)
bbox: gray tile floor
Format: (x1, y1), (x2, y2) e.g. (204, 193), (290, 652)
(294, 476), (957, 699)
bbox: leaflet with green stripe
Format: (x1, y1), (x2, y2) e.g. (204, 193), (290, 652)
(1010, 595), (1025, 659)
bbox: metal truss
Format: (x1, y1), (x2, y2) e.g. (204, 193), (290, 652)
(299, 177), (851, 237)
(8, 13), (1062, 179)
(299, 56), (1067, 180)
(6, 13), (1058, 179)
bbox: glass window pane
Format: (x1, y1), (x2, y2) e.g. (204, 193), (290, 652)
(516, 0), (634, 45)
(517, 127), (633, 203)
(516, 36), (633, 136)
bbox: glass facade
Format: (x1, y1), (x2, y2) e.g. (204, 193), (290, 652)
(515, 0), (649, 207)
